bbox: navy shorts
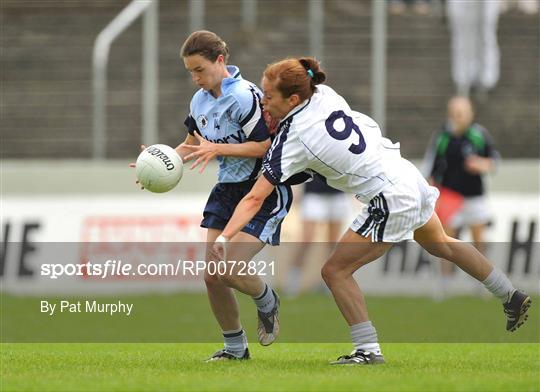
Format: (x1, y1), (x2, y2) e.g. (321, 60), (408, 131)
(201, 180), (292, 246)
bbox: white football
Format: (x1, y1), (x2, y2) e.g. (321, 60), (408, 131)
(135, 144), (183, 193)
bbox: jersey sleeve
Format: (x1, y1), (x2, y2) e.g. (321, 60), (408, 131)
(184, 114), (199, 136)
(184, 96), (199, 136)
(232, 86), (270, 142)
(262, 123), (308, 185)
(284, 170), (314, 186)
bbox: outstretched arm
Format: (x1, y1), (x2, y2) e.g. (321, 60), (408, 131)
(223, 175), (275, 240)
(183, 132), (270, 173)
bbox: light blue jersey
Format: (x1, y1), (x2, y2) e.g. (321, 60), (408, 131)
(184, 66), (269, 183)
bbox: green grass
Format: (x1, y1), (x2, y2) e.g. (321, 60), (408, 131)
(2, 294), (539, 390)
(2, 294), (539, 343)
(2, 343), (539, 391)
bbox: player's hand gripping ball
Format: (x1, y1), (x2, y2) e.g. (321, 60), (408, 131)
(135, 144), (183, 193)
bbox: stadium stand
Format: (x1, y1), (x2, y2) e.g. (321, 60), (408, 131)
(1, 0), (538, 159)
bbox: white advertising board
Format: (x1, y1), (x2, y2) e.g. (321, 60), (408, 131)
(1, 194), (538, 295)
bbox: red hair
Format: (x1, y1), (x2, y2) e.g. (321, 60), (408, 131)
(263, 57), (326, 101)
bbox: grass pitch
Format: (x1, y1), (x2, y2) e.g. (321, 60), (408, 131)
(2, 294), (539, 343)
(2, 294), (539, 391)
(2, 343), (539, 391)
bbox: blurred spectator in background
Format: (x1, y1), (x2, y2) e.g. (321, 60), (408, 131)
(500, 0), (539, 14)
(446, 0), (501, 99)
(423, 96), (500, 299)
(389, 0), (432, 15)
(285, 175), (349, 297)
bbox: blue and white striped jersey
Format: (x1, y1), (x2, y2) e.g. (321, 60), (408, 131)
(262, 85), (404, 204)
(184, 66), (269, 183)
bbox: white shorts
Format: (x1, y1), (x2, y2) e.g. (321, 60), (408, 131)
(301, 193), (350, 222)
(449, 195), (491, 229)
(350, 161), (440, 242)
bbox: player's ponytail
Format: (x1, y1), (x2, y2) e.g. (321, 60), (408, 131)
(298, 57), (326, 85)
(264, 57), (326, 101)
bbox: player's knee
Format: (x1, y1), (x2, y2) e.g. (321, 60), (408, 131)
(424, 241), (453, 259)
(320, 264), (331, 285)
(418, 229), (455, 258)
(321, 262), (342, 286)
(218, 272), (241, 288)
(203, 269), (221, 287)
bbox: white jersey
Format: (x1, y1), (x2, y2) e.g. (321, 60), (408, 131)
(262, 85), (404, 204)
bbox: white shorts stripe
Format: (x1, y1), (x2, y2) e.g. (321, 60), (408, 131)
(350, 161), (439, 242)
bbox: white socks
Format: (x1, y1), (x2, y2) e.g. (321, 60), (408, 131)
(253, 283), (276, 313)
(350, 321), (381, 355)
(223, 328), (248, 357)
(482, 267), (516, 302)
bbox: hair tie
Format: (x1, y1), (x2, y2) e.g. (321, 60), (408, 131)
(307, 69), (314, 78)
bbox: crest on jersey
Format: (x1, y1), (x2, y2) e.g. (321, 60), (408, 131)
(213, 113), (221, 131)
(197, 114), (208, 128)
(225, 109), (234, 124)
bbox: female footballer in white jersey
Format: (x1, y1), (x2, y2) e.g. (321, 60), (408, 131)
(214, 57), (532, 365)
(139, 31), (288, 361)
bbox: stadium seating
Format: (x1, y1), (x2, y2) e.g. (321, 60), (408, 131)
(1, 0), (538, 158)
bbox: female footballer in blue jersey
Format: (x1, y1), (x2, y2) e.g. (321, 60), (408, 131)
(135, 31), (287, 361)
(213, 57), (531, 365)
